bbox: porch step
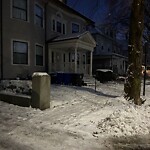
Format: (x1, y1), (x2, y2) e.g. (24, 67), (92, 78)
(83, 75), (96, 86)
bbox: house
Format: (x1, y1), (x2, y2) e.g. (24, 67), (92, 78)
(89, 25), (128, 75)
(0, 0), (96, 79)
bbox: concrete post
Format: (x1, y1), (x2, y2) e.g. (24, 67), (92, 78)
(31, 72), (50, 110)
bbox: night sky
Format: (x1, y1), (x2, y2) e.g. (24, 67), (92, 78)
(67, 0), (110, 24)
(67, 0), (131, 38)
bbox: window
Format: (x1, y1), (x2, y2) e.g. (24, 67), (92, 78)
(83, 54), (86, 64)
(83, 54), (86, 69)
(52, 51), (54, 63)
(35, 4), (43, 27)
(52, 12), (66, 34)
(36, 45), (43, 66)
(110, 31), (113, 38)
(57, 21), (61, 33)
(63, 53), (65, 62)
(13, 41), (28, 64)
(12, 0), (27, 21)
(72, 23), (79, 33)
(52, 19), (55, 31)
(69, 53), (71, 62)
(63, 23), (66, 34)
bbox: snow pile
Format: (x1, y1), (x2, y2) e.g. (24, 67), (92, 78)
(97, 103), (150, 137)
(0, 80), (32, 95)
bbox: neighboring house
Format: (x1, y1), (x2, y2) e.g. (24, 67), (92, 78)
(0, 0), (96, 79)
(89, 25), (128, 75)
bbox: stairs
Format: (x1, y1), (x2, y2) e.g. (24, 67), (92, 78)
(83, 75), (96, 86)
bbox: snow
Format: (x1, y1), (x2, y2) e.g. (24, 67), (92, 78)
(0, 80), (150, 149)
(32, 72), (49, 77)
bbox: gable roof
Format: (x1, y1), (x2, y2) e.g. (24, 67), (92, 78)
(49, 0), (94, 24)
(48, 31), (96, 51)
(49, 31), (96, 46)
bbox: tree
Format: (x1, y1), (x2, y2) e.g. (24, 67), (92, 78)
(124, 0), (145, 105)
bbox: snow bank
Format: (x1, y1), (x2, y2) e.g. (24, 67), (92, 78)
(0, 80), (31, 95)
(97, 102), (150, 137)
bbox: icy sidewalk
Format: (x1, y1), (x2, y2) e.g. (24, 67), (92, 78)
(0, 82), (150, 150)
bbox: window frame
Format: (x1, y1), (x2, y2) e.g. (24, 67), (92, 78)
(51, 13), (66, 34)
(35, 44), (44, 66)
(56, 21), (62, 33)
(71, 22), (80, 33)
(11, 0), (29, 21)
(34, 3), (44, 28)
(12, 39), (29, 65)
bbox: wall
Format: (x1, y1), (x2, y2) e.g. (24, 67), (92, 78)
(2, 0), (92, 78)
(2, 0), (45, 79)
(46, 2), (88, 40)
(92, 32), (127, 75)
(0, 0), (2, 79)
(0, 92), (31, 107)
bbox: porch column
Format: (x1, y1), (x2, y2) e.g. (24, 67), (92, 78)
(90, 51), (93, 76)
(75, 47), (77, 73)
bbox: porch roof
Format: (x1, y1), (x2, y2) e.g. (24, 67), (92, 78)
(48, 31), (96, 51)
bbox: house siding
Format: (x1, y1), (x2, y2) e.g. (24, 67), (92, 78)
(91, 29), (127, 75)
(1, 0), (94, 79)
(2, 0), (45, 79)
(0, 0), (2, 78)
(46, 2), (88, 41)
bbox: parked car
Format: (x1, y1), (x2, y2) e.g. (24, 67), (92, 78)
(95, 69), (116, 83)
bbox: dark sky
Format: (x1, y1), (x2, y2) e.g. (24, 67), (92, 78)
(67, 0), (110, 24)
(67, 0), (131, 30)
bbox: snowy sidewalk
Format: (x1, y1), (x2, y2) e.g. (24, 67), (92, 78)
(0, 82), (150, 150)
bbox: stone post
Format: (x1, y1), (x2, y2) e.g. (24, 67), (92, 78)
(31, 72), (50, 110)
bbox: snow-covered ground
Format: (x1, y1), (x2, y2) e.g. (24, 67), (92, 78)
(0, 80), (150, 150)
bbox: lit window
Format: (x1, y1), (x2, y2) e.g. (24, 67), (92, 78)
(12, 0), (27, 21)
(36, 45), (43, 66)
(72, 23), (79, 33)
(35, 4), (43, 27)
(13, 41), (28, 64)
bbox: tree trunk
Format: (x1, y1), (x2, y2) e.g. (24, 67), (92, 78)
(124, 0), (144, 105)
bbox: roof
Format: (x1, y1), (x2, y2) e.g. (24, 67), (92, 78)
(48, 31), (97, 50)
(49, 0), (94, 24)
(96, 69), (113, 72)
(48, 31), (96, 45)
(89, 27), (103, 34)
(50, 31), (89, 42)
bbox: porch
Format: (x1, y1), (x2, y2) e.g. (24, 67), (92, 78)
(48, 32), (96, 76)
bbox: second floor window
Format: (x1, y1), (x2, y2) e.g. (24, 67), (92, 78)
(13, 41), (28, 65)
(57, 21), (62, 33)
(52, 20), (66, 34)
(72, 23), (79, 33)
(35, 4), (43, 27)
(12, 0), (27, 21)
(36, 45), (43, 66)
